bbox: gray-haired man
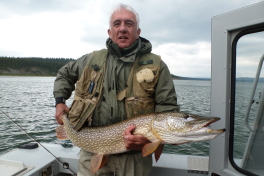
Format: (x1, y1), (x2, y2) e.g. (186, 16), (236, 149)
(53, 3), (179, 176)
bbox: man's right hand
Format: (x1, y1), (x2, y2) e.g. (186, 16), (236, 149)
(55, 103), (69, 125)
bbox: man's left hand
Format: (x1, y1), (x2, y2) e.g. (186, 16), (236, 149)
(123, 124), (150, 150)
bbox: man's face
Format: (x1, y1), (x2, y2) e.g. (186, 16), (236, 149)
(108, 9), (141, 49)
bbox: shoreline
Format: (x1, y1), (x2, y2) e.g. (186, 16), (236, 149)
(0, 74), (56, 77)
(0, 74), (211, 81)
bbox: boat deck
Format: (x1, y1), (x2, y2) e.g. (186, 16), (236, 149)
(0, 143), (210, 176)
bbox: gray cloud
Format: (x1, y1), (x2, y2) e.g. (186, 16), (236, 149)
(131, 0), (262, 44)
(0, 0), (263, 77)
(236, 31), (264, 77)
(0, 0), (87, 19)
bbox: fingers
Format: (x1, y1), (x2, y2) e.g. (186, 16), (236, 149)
(55, 103), (69, 125)
(123, 124), (150, 150)
(124, 124), (136, 136)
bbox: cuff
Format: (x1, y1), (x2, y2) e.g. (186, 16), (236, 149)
(55, 97), (66, 107)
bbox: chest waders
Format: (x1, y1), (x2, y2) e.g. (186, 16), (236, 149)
(68, 49), (161, 131)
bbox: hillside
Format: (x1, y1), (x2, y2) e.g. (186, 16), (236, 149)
(0, 56), (74, 76)
(0, 57), (211, 80)
(171, 74), (210, 81)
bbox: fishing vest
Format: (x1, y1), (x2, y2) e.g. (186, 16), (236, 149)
(68, 49), (161, 131)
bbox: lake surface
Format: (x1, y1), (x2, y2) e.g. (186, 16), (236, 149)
(0, 76), (235, 157)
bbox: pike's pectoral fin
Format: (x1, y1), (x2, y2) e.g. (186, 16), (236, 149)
(142, 141), (161, 157)
(55, 125), (68, 140)
(99, 155), (109, 169)
(90, 154), (108, 174)
(154, 144), (164, 162)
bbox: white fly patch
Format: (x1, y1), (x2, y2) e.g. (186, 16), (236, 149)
(136, 68), (154, 83)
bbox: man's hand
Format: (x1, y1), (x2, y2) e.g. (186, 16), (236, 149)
(123, 124), (150, 151)
(55, 103), (69, 125)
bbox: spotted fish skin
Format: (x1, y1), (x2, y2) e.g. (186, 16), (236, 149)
(61, 113), (156, 154)
(57, 112), (225, 174)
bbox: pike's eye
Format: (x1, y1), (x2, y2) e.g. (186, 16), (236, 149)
(183, 115), (194, 122)
(183, 115), (189, 119)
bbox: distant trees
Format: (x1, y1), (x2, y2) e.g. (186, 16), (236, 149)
(0, 56), (74, 76)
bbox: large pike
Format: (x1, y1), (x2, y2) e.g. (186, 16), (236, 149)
(56, 112), (225, 174)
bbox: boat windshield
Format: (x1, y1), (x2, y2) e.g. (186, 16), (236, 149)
(232, 30), (264, 176)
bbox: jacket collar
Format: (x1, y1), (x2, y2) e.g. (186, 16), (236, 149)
(106, 36), (152, 58)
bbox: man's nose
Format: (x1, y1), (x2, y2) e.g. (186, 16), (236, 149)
(119, 23), (127, 33)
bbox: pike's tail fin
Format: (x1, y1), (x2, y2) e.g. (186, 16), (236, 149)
(55, 125), (68, 140)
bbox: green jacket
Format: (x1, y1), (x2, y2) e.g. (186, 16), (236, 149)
(53, 37), (179, 127)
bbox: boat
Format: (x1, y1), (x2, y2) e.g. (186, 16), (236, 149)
(1, 1), (264, 175)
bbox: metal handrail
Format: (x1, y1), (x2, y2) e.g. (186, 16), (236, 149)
(244, 54), (264, 132)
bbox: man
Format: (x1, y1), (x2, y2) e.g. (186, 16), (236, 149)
(53, 3), (179, 176)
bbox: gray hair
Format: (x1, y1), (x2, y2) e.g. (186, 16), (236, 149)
(109, 3), (140, 29)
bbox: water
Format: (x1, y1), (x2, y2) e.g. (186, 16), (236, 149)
(163, 80), (211, 156)
(0, 76), (60, 155)
(0, 77), (213, 156)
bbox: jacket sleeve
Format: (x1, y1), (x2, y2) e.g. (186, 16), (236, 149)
(154, 60), (180, 112)
(53, 53), (91, 99)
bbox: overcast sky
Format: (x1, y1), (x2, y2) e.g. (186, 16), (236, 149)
(0, 0), (263, 78)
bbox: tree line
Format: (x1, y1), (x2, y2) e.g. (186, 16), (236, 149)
(0, 56), (202, 80)
(0, 56), (74, 76)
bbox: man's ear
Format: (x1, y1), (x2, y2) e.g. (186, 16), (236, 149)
(108, 29), (111, 37)
(137, 28), (141, 37)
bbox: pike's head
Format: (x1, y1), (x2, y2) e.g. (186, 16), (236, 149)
(153, 112), (226, 144)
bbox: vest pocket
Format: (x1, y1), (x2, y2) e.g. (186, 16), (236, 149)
(135, 66), (160, 96)
(125, 97), (155, 118)
(75, 66), (102, 97)
(68, 98), (95, 130)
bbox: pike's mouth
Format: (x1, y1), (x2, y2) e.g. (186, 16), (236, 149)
(204, 117), (220, 127)
(199, 127), (226, 133)
(198, 117), (226, 133)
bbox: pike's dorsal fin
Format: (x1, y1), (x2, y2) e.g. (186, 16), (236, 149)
(142, 141), (161, 157)
(90, 153), (107, 174)
(154, 144), (164, 162)
(55, 125), (68, 140)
